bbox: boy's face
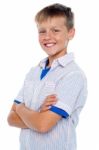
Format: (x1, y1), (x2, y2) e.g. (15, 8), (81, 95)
(37, 16), (75, 57)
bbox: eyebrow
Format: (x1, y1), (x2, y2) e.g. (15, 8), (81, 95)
(38, 26), (62, 30)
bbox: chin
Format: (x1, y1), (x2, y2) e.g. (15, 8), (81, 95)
(46, 52), (56, 56)
(44, 49), (57, 55)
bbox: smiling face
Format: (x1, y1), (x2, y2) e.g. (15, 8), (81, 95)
(37, 16), (75, 59)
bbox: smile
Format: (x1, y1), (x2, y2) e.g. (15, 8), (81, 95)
(44, 43), (56, 47)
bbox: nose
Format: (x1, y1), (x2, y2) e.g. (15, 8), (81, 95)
(44, 31), (53, 40)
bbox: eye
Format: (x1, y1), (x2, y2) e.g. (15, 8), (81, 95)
(38, 30), (46, 34)
(53, 29), (60, 33)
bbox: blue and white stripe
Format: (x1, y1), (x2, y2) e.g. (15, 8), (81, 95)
(14, 53), (87, 150)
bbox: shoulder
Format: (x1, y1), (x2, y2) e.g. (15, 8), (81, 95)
(65, 60), (87, 82)
(57, 63), (87, 90)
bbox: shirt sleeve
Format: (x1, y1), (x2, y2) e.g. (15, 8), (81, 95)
(49, 72), (87, 118)
(13, 67), (35, 104)
(14, 85), (24, 104)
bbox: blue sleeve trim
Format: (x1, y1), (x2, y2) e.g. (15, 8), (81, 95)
(14, 100), (21, 104)
(49, 105), (69, 118)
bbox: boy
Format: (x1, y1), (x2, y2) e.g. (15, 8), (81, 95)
(7, 3), (87, 150)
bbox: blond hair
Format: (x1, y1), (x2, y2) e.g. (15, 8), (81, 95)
(35, 3), (74, 30)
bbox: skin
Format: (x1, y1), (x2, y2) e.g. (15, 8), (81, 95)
(40, 95), (57, 112)
(7, 16), (75, 133)
(7, 95), (58, 132)
(7, 104), (28, 128)
(37, 16), (75, 67)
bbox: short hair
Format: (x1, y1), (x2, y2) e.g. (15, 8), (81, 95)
(35, 3), (74, 30)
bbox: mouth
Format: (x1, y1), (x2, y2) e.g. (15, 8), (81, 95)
(44, 43), (56, 48)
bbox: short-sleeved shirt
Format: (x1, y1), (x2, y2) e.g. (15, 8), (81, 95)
(15, 53), (87, 150)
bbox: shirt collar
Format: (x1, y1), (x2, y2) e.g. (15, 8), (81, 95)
(57, 52), (74, 67)
(39, 53), (74, 69)
(39, 57), (48, 69)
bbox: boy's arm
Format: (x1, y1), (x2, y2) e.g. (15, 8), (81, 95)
(7, 103), (28, 129)
(7, 95), (57, 129)
(16, 95), (61, 132)
(16, 102), (61, 133)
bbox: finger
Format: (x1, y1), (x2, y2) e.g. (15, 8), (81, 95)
(40, 100), (54, 109)
(44, 99), (57, 104)
(46, 94), (57, 99)
(45, 96), (57, 102)
(42, 100), (57, 108)
(44, 101), (57, 106)
(40, 106), (50, 112)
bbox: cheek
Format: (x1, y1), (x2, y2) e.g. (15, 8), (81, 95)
(57, 37), (67, 45)
(57, 33), (67, 41)
(62, 35), (68, 43)
(38, 36), (42, 44)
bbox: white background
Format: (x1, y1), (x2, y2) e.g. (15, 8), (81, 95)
(0, 0), (99, 149)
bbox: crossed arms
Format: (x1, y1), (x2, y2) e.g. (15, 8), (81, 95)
(7, 95), (61, 133)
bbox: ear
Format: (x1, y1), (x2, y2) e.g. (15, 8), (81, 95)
(68, 28), (75, 40)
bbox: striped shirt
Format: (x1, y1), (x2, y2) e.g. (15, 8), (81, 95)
(15, 53), (87, 150)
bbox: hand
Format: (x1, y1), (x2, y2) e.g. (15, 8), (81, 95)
(40, 95), (57, 112)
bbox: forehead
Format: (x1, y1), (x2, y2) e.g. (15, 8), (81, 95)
(37, 16), (66, 28)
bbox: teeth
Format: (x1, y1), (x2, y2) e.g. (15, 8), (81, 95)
(45, 43), (55, 47)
